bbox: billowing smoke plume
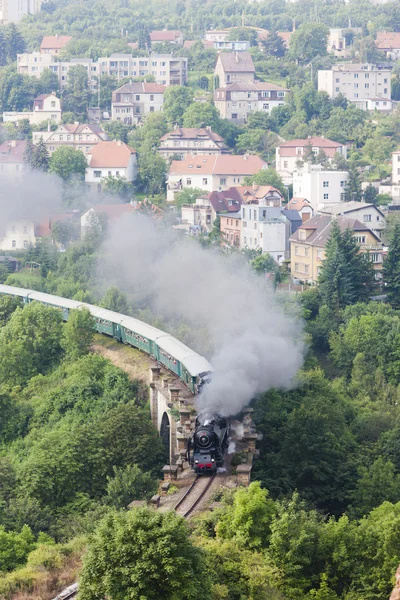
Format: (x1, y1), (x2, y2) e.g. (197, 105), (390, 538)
(97, 214), (305, 416)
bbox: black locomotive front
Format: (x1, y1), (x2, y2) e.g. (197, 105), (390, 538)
(188, 412), (229, 474)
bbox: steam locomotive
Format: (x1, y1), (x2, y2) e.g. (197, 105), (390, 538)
(188, 411), (230, 474)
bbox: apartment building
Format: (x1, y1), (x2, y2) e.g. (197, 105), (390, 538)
(293, 163), (349, 212)
(0, 0), (43, 23)
(159, 126), (228, 159)
(320, 201), (385, 238)
(32, 123), (108, 155)
(318, 63), (392, 111)
(214, 52), (255, 88)
(214, 81), (288, 123)
(276, 136), (346, 184)
(111, 82), (166, 123)
(17, 53), (187, 89)
(289, 215), (384, 284)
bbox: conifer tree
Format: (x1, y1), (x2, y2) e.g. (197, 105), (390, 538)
(6, 24), (26, 61)
(0, 30), (7, 67)
(31, 138), (50, 172)
(344, 164), (362, 201)
(23, 140), (34, 167)
(384, 223), (400, 308)
(262, 31), (286, 58)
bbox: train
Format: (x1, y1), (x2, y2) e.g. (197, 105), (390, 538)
(0, 284), (213, 395)
(188, 411), (230, 474)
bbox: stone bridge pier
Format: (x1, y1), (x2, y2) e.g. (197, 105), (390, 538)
(149, 367), (195, 468)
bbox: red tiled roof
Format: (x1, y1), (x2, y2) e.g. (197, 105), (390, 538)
(114, 82), (166, 95)
(184, 40), (214, 50)
(0, 140), (27, 163)
(40, 35), (72, 50)
(88, 141), (136, 169)
(128, 42), (138, 50)
(150, 30), (182, 42)
(236, 185), (282, 201)
(257, 30), (293, 47)
(88, 204), (136, 220)
(376, 31), (400, 50)
(169, 154), (266, 176)
(285, 197), (312, 211)
(279, 136), (343, 149)
(209, 188), (243, 213)
(218, 51), (255, 73)
(35, 213), (74, 237)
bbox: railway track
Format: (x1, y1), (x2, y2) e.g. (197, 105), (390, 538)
(174, 474), (216, 518)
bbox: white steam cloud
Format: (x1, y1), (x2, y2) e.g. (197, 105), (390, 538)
(97, 215), (305, 416)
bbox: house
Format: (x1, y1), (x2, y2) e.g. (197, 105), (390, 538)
(205, 30), (230, 42)
(111, 82), (166, 124)
(181, 188), (242, 233)
(375, 32), (400, 60)
(318, 63), (392, 111)
(256, 30), (293, 49)
(158, 126), (229, 160)
(276, 136), (347, 184)
(0, 0), (43, 23)
(32, 123), (108, 155)
(0, 213), (74, 251)
(293, 163), (349, 212)
(40, 35), (72, 55)
(214, 52), (255, 88)
(81, 204), (136, 237)
(85, 140), (138, 192)
(214, 81), (288, 123)
(241, 203), (301, 262)
(392, 150), (400, 201)
(0, 140), (26, 181)
(167, 154), (266, 201)
(285, 197), (314, 222)
(319, 201), (385, 238)
(220, 211), (242, 247)
(289, 214), (384, 284)
(3, 93), (62, 125)
(150, 30), (184, 46)
(235, 184), (283, 206)
(183, 40), (215, 50)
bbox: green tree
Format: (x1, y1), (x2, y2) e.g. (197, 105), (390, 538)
(251, 252), (277, 275)
(6, 23), (26, 61)
(227, 27), (258, 47)
(175, 187), (205, 211)
(344, 164), (362, 202)
(236, 129), (278, 162)
(0, 294), (21, 327)
(182, 102), (221, 130)
(319, 221), (375, 311)
(354, 36), (385, 63)
(37, 69), (59, 95)
(363, 183), (378, 205)
(163, 85), (194, 126)
(351, 458), (400, 518)
(101, 174), (132, 199)
(243, 168), (286, 196)
(31, 138), (50, 171)
(0, 525), (35, 573)
(63, 65), (91, 118)
(384, 223), (400, 308)
(138, 152), (167, 194)
(101, 286), (129, 313)
(49, 147), (87, 180)
(51, 220), (78, 248)
(290, 23), (329, 64)
(103, 121), (131, 143)
(0, 30), (7, 66)
(78, 508), (211, 600)
(105, 464), (157, 508)
(262, 31), (286, 58)
(62, 308), (95, 361)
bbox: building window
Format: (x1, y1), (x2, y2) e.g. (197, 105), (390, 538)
(23, 226), (28, 234)
(355, 235), (366, 244)
(11, 226), (16, 233)
(243, 221), (247, 228)
(365, 83), (369, 89)
(187, 178), (191, 185)
(340, 181), (345, 187)
(323, 181), (329, 187)
(244, 236), (247, 244)
(220, 178), (226, 185)
(23, 240), (28, 248)
(304, 265), (309, 274)
(363, 214), (372, 222)
(323, 193), (329, 200)
(254, 223), (257, 230)
(94, 171), (102, 178)
(370, 253), (380, 263)
(150, 106), (155, 112)
(12, 240), (16, 248)
(202, 178), (208, 185)
(295, 263), (299, 271)
(283, 161), (288, 168)
(354, 83), (358, 88)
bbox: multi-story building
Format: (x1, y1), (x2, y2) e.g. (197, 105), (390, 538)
(0, 140), (26, 181)
(376, 32), (400, 60)
(180, 188), (242, 234)
(159, 126), (229, 159)
(40, 35), (72, 55)
(0, 0), (43, 23)
(319, 201), (385, 238)
(289, 215), (384, 284)
(111, 82), (166, 123)
(150, 30), (184, 46)
(276, 136), (347, 184)
(3, 93), (62, 125)
(220, 212), (242, 246)
(32, 123), (108, 155)
(214, 51), (255, 88)
(85, 140), (138, 192)
(292, 163), (349, 212)
(98, 54), (188, 86)
(214, 81), (288, 123)
(240, 203), (301, 261)
(235, 184), (283, 206)
(17, 53), (187, 89)
(167, 154), (266, 201)
(205, 30), (230, 42)
(318, 63), (392, 111)
(327, 28), (361, 57)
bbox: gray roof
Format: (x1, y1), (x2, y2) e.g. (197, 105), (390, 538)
(282, 209), (301, 223)
(289, 214), (381, 247)
(320, 201), (385, 218)
(218, 51), (255, 73)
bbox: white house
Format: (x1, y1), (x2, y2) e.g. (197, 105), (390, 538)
(276, 136), (347, 185)
(292, 163), (349, 212)
(3, 93), (62, 125)
(85, 140), (138, 192)
(0, 139), (26, 181)
(167, 154), (266, 201)
(0, 221), (36, 250)
(285, 197), (314, 222)
(319, 201), (385, 238)
(81, 204), (136, 237)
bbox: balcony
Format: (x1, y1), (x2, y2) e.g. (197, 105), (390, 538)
(167, 182), (183, 191)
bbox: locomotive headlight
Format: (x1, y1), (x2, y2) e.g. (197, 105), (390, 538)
(211, 458), (215, 462)
(195, 459), (199, 463)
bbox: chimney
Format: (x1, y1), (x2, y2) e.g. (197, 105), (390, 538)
(252, 181), (256, 191)
(243, 153), (248, 160)
(10, 140), (16, 148)
(235, 51), (239, 63)
(117, 140), (122, 146)
(55, 33), (58, 39)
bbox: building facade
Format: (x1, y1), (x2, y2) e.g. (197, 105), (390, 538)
(319, 201), (385, 238)
(3, 93), (62, 125)
(375, 32), (400, 60)
(32, 123), (108, 155)
(85, 141), (138, 192)
(40, 35), (72, 55)
(0, 140), (26, 181)
(111, 82), (166, 123)
(0, 0), (43, 23)
(292, 163), (349, 211)
(276, 136), (347, 185)
(220, 212), (241, 246)
(214, 52), (255, 88)
(150, 30), (183, 45)
(318, 63), (392, 110)
(214, 81), (288, 123)
(289, 214), (384, 284)
(159, 126), (228, 159)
